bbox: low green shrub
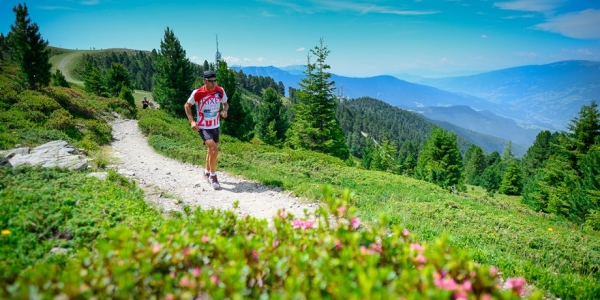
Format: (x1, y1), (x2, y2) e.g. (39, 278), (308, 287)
(47, 108), (76, 130)
(14, 91), (62, 115)
(4, 188), (538, 299)
(0, 166), (164, 290)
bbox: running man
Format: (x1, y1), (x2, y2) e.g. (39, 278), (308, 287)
(184, 70), (229, 190)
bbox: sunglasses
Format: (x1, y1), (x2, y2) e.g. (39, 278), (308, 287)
(205, 79), (217, 83)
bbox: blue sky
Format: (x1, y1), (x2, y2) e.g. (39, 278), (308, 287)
(1, 0), (599, 77)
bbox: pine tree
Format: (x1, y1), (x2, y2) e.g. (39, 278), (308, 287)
(7, 3), (52, 89)
(521, 130), (557, 178)
(499, 161), (522, 195)
(463, 145), (486, 185)
(105, 62), (132, 97)
(480, 162), (502, 192)
(286, 38), (349, 160)
(216, 61), (255, 142)
(256, 87), (288, 146)
(119, 85), (135, 108)
(51, 69), (70, 88)
(84, 62), (105, 96)
(152, 27), (194, 117)
(414, 127), (463, 189)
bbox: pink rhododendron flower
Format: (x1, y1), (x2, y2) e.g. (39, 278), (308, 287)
(165, 294), (175, 300)
(303, 220), (314, 229)
(192, 267), (201, 277)
(481, 293), (492, 300)
(462, 279), (472, 291)
(489, 266), (498, 276)
(292, 219), (303, 229)
(415, 254), (427, 264)
(210, 274), (219, 284)
(505, 277), (526, 295)
(272, 239), (280, 248)
(435, 277), (458, 291)
(370, 243), (382, 254)
(278, 210), (287, 219)
(152, 243), (161, 254)
(402, 229), (410, 237)
(170, 271), (176, 278)
(182, 248), (192, 256)
(337, 206), (347, 214)
(180, 277), (191, 287)
(202, 235), (209, 243)
(350, 217), (360, 229)
(251, 249), (259, 262)
(334, 239), (342, 250)
(410, 243), (424, 252)
(454, 290), (468, 300)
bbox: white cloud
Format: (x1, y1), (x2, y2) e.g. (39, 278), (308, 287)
(38, 6), (72, 10)
(534, 9), (600, 39)
(223, 56), (241, 64)
(296, 47), (305, 51)
(189, 56), (203, 64)
(80, 0), (101, 5)
(244, 58), (252, 63)
(576, 49), (593, 55)
(494, 0), (565, 13)
(262, 11), (275, 17)
(258, 0), (438, 16)
(481, 34), (488, 38)
(503, 14), (536, 19)
(256, 57), (265, 62)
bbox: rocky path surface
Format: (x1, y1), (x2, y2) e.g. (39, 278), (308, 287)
(109, 118), (315, 220)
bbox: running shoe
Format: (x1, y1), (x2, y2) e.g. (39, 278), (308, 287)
(210, 174), (221, 190)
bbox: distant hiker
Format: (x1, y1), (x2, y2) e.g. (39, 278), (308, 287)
(184, 70), (229, 190)
(142, 96), (149, 109)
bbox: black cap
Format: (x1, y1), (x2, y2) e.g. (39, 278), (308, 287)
(203, 70), (216, 79)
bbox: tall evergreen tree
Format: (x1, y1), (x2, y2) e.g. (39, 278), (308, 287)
(51, 69), (70, 88)
(464, 145), (486, 185)
(256, 87), (288, 145)
(414, 127), (463, 189)
(216, 61), (255, 142)
(105, 62), (132, 97)
(84, 62), (105, 96)
(152, 27), (194, 117)
(7, 3), (51, 89)
(286, 38), (349, 160)
(521, 130), (557, 178)
(499, 161), (523, 195)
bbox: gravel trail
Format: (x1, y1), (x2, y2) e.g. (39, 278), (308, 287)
(108, 118), (315, 220)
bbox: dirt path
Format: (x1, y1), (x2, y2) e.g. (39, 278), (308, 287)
(55, 51), (84, 86)
(108, 118), (315, 221)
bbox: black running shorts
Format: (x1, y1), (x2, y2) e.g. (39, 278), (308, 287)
(198, 128), (220, 143)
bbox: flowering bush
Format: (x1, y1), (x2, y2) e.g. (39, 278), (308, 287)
(5, 187), (540, 299)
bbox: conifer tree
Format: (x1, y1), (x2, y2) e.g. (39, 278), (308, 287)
(286, 38), (349, 160)
(51, 69), (70, 88)
(105, 62), (132, 97)
(499, 161), (522, 195)
(463, 145), (486, 185)
(216, 61), (255, 142)
(7, 3), (51, 89)
(153, 27), (194, 117)
(414, 127), (463, 189)
(256, 87), (288, 146)
(84, 62), (105, 96)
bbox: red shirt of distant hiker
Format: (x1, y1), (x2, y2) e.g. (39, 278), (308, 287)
(187, 81), (228, 129)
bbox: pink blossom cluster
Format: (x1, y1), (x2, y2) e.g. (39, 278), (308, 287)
(434, 271), (474, 300)
(504, 277), (526, 296)
(292, 219), (315, 229)
(359, 243), (383, 255)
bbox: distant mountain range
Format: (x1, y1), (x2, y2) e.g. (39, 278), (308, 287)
(233, 60), (600, 149)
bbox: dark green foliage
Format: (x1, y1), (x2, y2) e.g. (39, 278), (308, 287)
(287, 39), (349, 160)
(217, 61), (255, 142)
(480, 162), (502, 192)
(152, 27), (194, 117)
(51, 69), (69, 88)
(414, 127), (463, 189)
(7, 3), (51, 90)
(522, 101), (600, 225)
(521, 130), (558, 178)
(236, 69), (285, 96)
(464, 144), (486, 185)
(83, 62), (105, 96)
(255, 87), (288, 146)
(105, 62), (132, 97)
(119, 85), (135, 108)
(499, 161), (522, 195)
(367, 135), (399, 173)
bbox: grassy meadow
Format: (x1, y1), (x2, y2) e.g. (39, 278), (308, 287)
(138, 108), (600, 299)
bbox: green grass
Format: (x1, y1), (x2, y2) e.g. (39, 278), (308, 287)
(138, 108), (600, 299)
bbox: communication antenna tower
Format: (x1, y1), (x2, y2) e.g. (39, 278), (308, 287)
(215, 34), (222, 67)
